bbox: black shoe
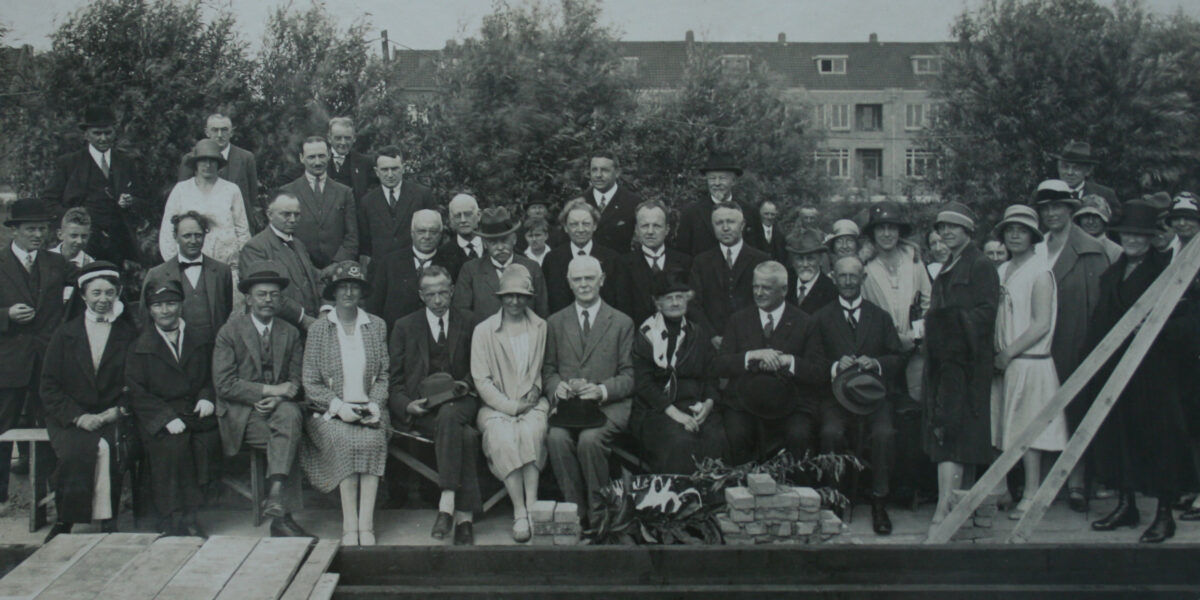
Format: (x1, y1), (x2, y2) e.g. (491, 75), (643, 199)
(1067, 487), (1088, 513)
(431, 511), (453, 540)
(100, 518), (118, 533)
(270, 515), (316, 539)
(43, 521), (72, 544)
(10, 456), (29, 476)
(453, 521), (474, 546)
(871, 497), (892, 535)
(1140, 504), (1175, 543)
(1092, 492), (1139, 531)
(1174, 493), (1196, 511)
(1180, 507), (1200, 521)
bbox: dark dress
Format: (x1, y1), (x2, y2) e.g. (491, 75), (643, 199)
(40, 313), (138, 524)
(631, 316), (729, 473)
(922, 245), (999, 466)
(125, 323), (220, 517)
(1087, 250), (1198, 497)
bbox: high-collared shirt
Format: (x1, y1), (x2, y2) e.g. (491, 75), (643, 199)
(156, 320), (186, 362)
(490, 256), (513, 277)
(747, 303), (793, 373)
(50, 243), (93, 268)
(425, 308), (448, 341)
(570, 241), (594, 257)
(720, 239), (744, 266)
(763, 224), (774, 244)
(712, 193), (734, 206)
(250, 313), (273, 336)
(412, 247), (436, 270)
(11, 242), (36, 270)
(84, 301), (123, 372)
(838, 295), (862, 323)
(594, 184), (618, 211)
(524, 246), (548, 266)
(382, 181), (404, 206)
(1068, 181), (1086, 199)
(178, 253), (203, 288)
(220, 144), (230, 161)
(88, 145), (111, 174)
(641, 244), (666, 270)
(458, 234), (482, 257)
(270, 224), (294, 243)
(796, 276), (816, 301)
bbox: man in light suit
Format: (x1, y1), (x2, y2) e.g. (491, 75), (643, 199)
(452, 207), (548, 321)
(366, 209), (462, 334)
(612, 199), (692, 326)
(544, 255), (635, 526)
(280, 136), (358, 271)
(238, 192), (322, 331)
(178, 113), (262, 232)
(583, 151), (640, 253)
(326, 117), (376, 202)
(211, 264), (313, 538)
(689, 203), (769, 346)
(142, 211), (233, 346)
(357, 145), (437, 264)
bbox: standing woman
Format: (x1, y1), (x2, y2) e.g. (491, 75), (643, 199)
(126, 278), (220, 537)
(991, 205), (1067, 518)
(862, 202), (932, 391)
(40, 262), (138, 541)
(922, 202), (1000, 526)
(301, 261), (390, 546)
(471, 264), (549, 543)
(159, 139), (251, 271)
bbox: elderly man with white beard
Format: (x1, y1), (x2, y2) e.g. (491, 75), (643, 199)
(786, 228), (838, 316)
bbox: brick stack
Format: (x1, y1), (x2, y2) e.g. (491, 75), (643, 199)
(716, 473), (847, 544)
(528, 500), (582, 545)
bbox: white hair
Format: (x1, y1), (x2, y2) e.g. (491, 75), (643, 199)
(567, 254), (602, 277)
(754, 260), (789, 286)
(448, 193), (479, 213)
(411, 209), (443, 231)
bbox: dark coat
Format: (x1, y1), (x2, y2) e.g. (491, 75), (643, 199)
(357, 181), (437, 261)
(1047, 225), (1110, 427)
(612, 247), (692, 326)
(0, 247), (71, 387)
(41, 146), (142, 262)
(541, 242), (620, 314)
(366, 247), (462, 334)
(584, 183), (641, 253)
(238, 229), (323, 328)
(689, 243), (769, 333)
(714, 304), (827, 415)
(811, 298), (906, 394)
(142, 256), (233, 345)
(438, 236), (482, 280)
(179, 144), (261, 232)
(745, 222), (790, 264)
(280, 175), (358, 269)
(387, 307), (474, 420)
(327, 150), (376, 201)
(672, 195), (761, 258)
(795, 272), (839, 316)
(452, 255), (549, 322)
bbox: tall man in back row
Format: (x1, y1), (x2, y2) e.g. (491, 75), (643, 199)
(357, 146), (436, 264)
(178, 113), (262, 232)
(281, 136), (358, 271)
(582, 150), (640, 252)
(673, 152), (760, 258)
(326, 117), (376, 202)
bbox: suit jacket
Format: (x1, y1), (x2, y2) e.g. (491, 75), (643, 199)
(143, 255), (233, 342)
(714, 304), (827, 415)
(439, 236), (480, 280)
(689, 243), (769, 333)
(281, 175), (358, 269)
(0, 247), (71, 386)
(453, 255), (548, 322)
(42, 146), (142, 221)
(387, 307), (474, 418)
(125, 323), (216, 437)
(238, 229), (322, 328)
(211, 314), (304, 456)
(179, 144), (261, 231)
(366, 247), (462, 332)
(542, 301), (635, 422)
(542, 242), (620, 314)
(40, 314), (138, 428)
(795, 273), (839, 316)
(584, 183), (641, 253)
(811, 299), (905, 394)
(672, 195), (761, 258)
(327, 151), (375, 201)
(1047, 224), (1109, 380)
(357, 181), (437, 261)
(612, 247), (693, 326)
(745, 222), (789, 264)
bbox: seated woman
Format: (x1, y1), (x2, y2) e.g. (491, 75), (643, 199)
(40, 262), (139, 542)
(631, 269), (728, 473)
(126, 278), (220, 537)
(301, 261), (390, 546)
(471, 264), (549, 543)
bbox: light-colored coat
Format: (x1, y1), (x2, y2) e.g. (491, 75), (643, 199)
(542, 301), (635, 423)
(471, 308), (547, 415)
(453, 256), (549, 322)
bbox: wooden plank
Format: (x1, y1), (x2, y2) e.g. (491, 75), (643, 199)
(155, 536), (260, 600)
(97, 536), (204, 600)
(0, 429), (48, 442)
(388, 446), (439, 483)
(924, 234), (1200, 544)
(34, 533), (159, 600)
(279, 540), (339, 600)
(214, 537), (313, 600)
(27, 442), (48, 533)
(0, 534), (104, 600)
(306, 573), (338, 600)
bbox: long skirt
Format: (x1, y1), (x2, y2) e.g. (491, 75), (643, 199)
(477, 400), (549, 479)
(141, 425), (220, 516)
(633, 409), (729, 474)
(46, 420), (121, 524)
(300, 411), (389, 493)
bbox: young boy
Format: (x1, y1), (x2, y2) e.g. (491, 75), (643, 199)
(522, 217), (550, 266)
(50, 207), (95, 268)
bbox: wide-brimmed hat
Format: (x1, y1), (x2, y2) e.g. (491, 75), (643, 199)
(652, 268), (692, 297)
(993, 204), (1044, 244)
(184, 139), (228, 170)
(1165, 192), (1200, 223)
(1141, 191), (1173, 211)
(698, 152), (743, 176)
(934, 201), (977, 233)
(79, 105), (116, 130)
(144, 277), (184, 304)
(1073, 195), (1113, 224)
(1109, 201), (1164, 236)
(832, 366), (888, 416)
(861, 201), (911, 239)
(495, 263), (535, 297)
(238, 262), (291, 294)
(476, 206), (520, 239)
(322, 260), (371, 301)
(1033, 179), (1080, 209)
(824, 219), (860, 249)
(76, 261), (121, 289)
(417, 373), (471, 410)
(785, 228), (829, 256)
(735, 372), (799, 420)
(1049, 140), (1100, 165)
(4, 198), (54, 227)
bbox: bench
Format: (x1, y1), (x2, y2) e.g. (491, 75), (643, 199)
(220, 447), (267, 526)
(0, 428), (52, 533)
(389, 429), (507, 514)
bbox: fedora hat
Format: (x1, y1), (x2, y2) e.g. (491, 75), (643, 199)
(238, 262), (291, 294)
(1073, 195), (1113, 224)
(1109, 201), (1164, 236)
(735, 372), (799, 420)
(993, 204), (1044, 244)
(184, 139), (228, 170)
(652, 268), (692, 297)
(476, 206), (520, 239)
(786, 228), (829, 256)
(832, 366), (888, 416)
(1049, 140), (1100, 165)
(322, 260), (371, 301)
(550, 379), (608, 429)
(1033, 179), (1080, 209)
(862, 201), (911, 239)
(4, 198), (54, 228)
(1165, 192), (1200, 223)
(79, 105), (116, 130)
(698, 152), (743, 176)
(144, 277), (184, 305)
(495, 263), (535, 297)
(934, 201), (977, 233)
(417, 373), (471, 410)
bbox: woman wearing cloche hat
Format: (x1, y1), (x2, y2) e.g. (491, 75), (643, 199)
(159, 138), (251, 273)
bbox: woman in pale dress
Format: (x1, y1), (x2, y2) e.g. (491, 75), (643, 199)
(991, 205), (1067, 518)
(471, 263), (549, 543)
(159, 139), (251, 271)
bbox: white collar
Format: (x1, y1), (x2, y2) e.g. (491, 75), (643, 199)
(595, 184), (617, 203)
(250, 313), (273, 335)
(305, 172), (324, 188)
(720, 239), (744, 261)
(85, 300), (124, 324)
(838, 295), (862, 312)
(413, 246), (436, 261)
(383, 180), (403, 195)
(712, 193), (733, 205)
(641, 244), (665, 258)
(269, 224), (293, 243)
(10, 242), (35, 264)
(155, 321), (186, 355)
(326, 308), (370, 329)
(758, 303), (784, 327)
(1069, 181), (1085, 194)
(763, 223), (773, 232)
(426, 308), (448, 335)
(525, 246), (548, 259)
(570, 241), (594, 256)
(576, 299), (602, 322)
(490, 256), (513, 271)
(220, 145), (231, 160)
(458, 234), (479, 249)
(87, 145), (110, 167)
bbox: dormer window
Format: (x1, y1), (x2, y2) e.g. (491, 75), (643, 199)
(620, 56), (640, 77)
(721, 54), (750, 74)
(815, 55), (847, 74)
(912, 55), (941, 74)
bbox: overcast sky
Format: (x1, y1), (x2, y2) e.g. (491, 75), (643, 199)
(3, 0), (1198, 50)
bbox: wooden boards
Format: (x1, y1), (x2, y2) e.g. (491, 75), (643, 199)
(280, 540), (340, 600)
(35, 533), (158, 600)
(0, 534), (102, 600)
(215, 537), (313, 600)
(97, 536), (204, 600)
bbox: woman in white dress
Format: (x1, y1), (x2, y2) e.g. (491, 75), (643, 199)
(992, 204), (1068, 519)
(160, 139), (251, 272)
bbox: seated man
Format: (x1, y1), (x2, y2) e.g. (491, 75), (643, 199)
(388, 266), (481, 545)
(211, 263), (313, 538)
(812, 256), (903, 535)
(714, 261), (826, 465)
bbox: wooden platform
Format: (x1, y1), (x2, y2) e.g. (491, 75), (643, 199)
(0, 534), (339, 600)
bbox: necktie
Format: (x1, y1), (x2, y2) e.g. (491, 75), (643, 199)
(313, 177), (322, 195)
(597, 194), (607, 213)
(335, 157), (345, 171)
(416, 256), (430, 270)
(386, 188), (395, 209)
(764, 313), (775, 338)
(99, 153), (110, 179)
(581, 309), (591, 338)
(436, 318), (446, 344)
(22, 253), (34, 273)
(845, 308), (858, 332)
(261, 326), (274, 380)
(725, 247), (734, 268)
(465, 240), (477, 259)
(798, 282), (809, 300)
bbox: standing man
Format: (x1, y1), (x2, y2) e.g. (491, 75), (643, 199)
(366, 209), (462, 333)
(745, 200), (789, 263)
(798, 205), (822, 232)
(541, 199), (619, 313)
(786, 229), (838, 315)
(452, 207), (548, 320)
(326, 117), (375, 201)
(612, 200), (692, 326)
(178, 113), (261, 232)
(1048, 141), (1121, 222)
(441, 193), (484, 279)
(281, 137), (358, 271)
(583, 151), (640, 252)
(673, 152), (760, 257)
(689, 204), (769, 345)
(544, 256), (635, 527)
(238, 192), (322, 331)
(143, 212), (233, 346)
(42, 105), (143, 267)
(357, 146), (436, 264)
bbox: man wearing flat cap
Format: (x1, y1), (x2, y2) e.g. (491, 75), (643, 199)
(453, 207), (548, 321)
(673, 152), (761, 257)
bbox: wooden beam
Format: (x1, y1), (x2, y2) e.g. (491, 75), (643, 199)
(155, 536), (259, 600)
(279, 540), (339, 600)
(215, 537), (313, 600)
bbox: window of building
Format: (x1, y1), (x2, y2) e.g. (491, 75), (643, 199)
(856, 104), (883, 131)
(814, 104), (850, 130)
(912, 55), (941, 74)
(814, 149), (850, 178)
(857, 149), (883, 179)
(620, 56), (640, 77)
(721, 54), (750, 75)
(905, 104), (927, 130)
(906, 148), (936, 178)
(814, 55), (847, 74)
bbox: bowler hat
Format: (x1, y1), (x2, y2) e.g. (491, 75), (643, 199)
(1049, 140), (1100, 165)
(79, 105), (116, 130)
(144, 277), (184, 304)
(495, 263), (535, 297)
(861, 201), (912, 239)
(735, 372), (799, 420)
(992, 204), (1044, 244)
(238, 262), (291, 294)
(4, 198), (54, 228)
(698, 152), (743, 177)
(476, 206), (520, 239)
(652, 268), (692, 297)
(785, 228), (829, 256)
(1165, 192), (1200, 223)
(549, 381), (608, 429)
(417, 373), (471, 410)
(322, 260), (371, 301)
(832, 366), (888, 416)
(184, 139), (228, 170)
(1109, 201), (1164, 236)
(1033, 179), (1080, 209)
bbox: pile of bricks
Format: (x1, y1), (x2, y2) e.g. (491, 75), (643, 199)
(528, 500), (582, 545)
(716, 473), (847, 544)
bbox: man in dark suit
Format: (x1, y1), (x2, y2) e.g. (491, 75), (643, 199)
(745, 199), (789, 263)
(786, 228), (838, 315)
(690, 203), (769, 346)
(672, 152), (761, 257)
(326, 117), (376, 201)
(714, 261), (826, 465)
(281, 136), (358, 271)
(583, 151), (640, 253)
(388, 266), (481, 545)
(1049, 140), (1121, 223)
(143, 211), (233, 346)
(211, 265), (313, 538)
(441, 193), (484, 278)
(453, 207), (548, 320)
(41, 105), (143, 267)
(238, 192), (323, 331)
(612, 199), (692, 326)
(541, 199), (619, 314)
(178, 113), (262, 232)
(357, 146), (437, 264)
(366, 209), (462, 333)
(812, 256), (904, 535)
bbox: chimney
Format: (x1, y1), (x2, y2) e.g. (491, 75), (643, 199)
(686, 30), (694, 43)
(869, 32), (878, 44)
(778, 32), (787, 44)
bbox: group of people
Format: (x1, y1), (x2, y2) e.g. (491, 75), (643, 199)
(4, 103), (1198, 548)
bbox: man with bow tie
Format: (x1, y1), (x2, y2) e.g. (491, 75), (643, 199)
(612, 200), (693, 326)
(366, 209), (463, 334)
(142, 211), (232, 346)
